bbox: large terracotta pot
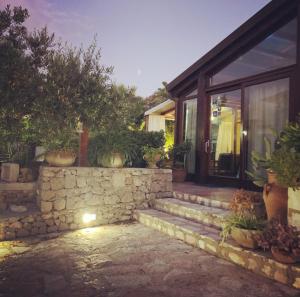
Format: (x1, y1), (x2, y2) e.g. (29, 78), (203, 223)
(263, 171), (288, 224)
(45, 150), (76, 167)
(172, 167), (187, 183)
(271, 247), (299, 264)
(100, 152), (125, 168)
(231, 227), (262, 249)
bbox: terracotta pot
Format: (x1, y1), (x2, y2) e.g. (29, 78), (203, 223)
(231, 227), (262, 249)
(263, 171), (288, 224)
(45, 150), (76, 167)
(100, 152), (125, 168)
(271, 247), (298, 264)
(172, 167), (187, 182)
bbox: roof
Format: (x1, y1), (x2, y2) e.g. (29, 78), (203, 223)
(167, 0), (297, 97)
(144, 99), (175, 116)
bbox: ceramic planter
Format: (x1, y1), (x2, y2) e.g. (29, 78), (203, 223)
(263, 171), (288, 224)
(144, 154), (161, 169)
(231, 226), (262, 249)
(100, 152), (125, 168)
(45, 150), (76, 167)
(172, 167), (187, 183)
(271, 247), (299, 264)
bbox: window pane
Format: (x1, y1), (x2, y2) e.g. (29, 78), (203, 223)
(209, 90), (241, 178)
(183, 99), (197, 174)
(246, 78), (289, 173)
(210, 19), (297, 86)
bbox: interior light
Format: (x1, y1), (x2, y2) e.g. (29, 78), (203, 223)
(243, 130), (247, 136)
(82, 213), (96, 224)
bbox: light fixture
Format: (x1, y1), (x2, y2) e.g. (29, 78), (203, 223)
(82, 213), (96, 224)
(243, 130), (248, 136)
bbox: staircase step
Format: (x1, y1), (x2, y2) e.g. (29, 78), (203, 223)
(153, 198), (229, 229)
(134, 209), (300, 289)
(173, 190), (231, 210)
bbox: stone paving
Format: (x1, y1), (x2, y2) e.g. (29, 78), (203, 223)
(0, 223), (299, 297)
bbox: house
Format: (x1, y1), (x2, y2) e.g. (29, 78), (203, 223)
(167, 0), (300, 186)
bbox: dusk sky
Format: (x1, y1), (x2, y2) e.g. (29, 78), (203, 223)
(2, 0), (270, 97)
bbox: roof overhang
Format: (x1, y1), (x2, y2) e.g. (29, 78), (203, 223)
(144, 99), (175, 116)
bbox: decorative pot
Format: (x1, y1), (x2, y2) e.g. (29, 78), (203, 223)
(172, 167), (187, 183)
(144, 154), (161, 169)
(288, 188), (300, 228)
(263, 171), (288, 224)
(271, 247), (298, 264)
(100, 152), (125, 168)
(45, 150), (76, 167)
(231, 226), (262, 249)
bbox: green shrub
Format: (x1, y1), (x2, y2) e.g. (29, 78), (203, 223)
(88, 130), (165, 167)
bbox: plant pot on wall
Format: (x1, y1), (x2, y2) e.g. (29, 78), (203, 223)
(45, 150), (76, 167)
(263, 171), (288, 224)
(100, 152), (125, 168)
(231, 227), (262, 249)
(172, 167), (187, 183)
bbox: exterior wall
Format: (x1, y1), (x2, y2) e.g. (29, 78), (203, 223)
(0, 167), (172, 240)
(147, 114), (166, 132)
(0, 182), (36, 211)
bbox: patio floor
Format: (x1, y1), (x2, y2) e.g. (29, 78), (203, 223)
(0, 223), (298, 297)
(173, 182), (237, 203)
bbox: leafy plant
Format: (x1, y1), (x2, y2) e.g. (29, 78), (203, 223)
(143, 146), (164, 163)
(230, 189), (263, 216)
(257, 220), (300, 254)
(169, 140), (192, 168)
(221, 214), (265, 243)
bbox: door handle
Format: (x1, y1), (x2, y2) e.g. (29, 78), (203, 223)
(204, 140), (210, 153)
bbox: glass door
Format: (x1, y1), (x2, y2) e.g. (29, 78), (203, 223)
(208, 89), (241, 178)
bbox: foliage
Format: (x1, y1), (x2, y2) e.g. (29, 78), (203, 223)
(169, 141), (192, 168)
(165, 120), (174, 151)
(143, 146), (164, 163)
(144, 81), (170, 110)
(88, 130), (165, 167)
(246, 137), (274, 187)
(230, 189), (263, 216)
(257, 220), (300, 253)
(269, 122), (300, 189)
(221, 214), (265, 243)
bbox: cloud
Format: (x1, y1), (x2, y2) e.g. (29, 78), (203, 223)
(1, 0), (95, 46)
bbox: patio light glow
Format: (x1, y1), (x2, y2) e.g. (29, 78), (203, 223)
(82, 213), (96, 224)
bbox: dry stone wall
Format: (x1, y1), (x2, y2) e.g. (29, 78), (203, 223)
(0, 167), (172, 240)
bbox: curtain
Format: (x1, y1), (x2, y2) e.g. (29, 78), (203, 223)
(184, 99), (197, 174)
(246, 78), (289, 171)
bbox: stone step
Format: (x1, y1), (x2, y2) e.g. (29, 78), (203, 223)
(153, 198), (229, 229)
(134, 209), (300, 289)
(173, 190), (230, 210)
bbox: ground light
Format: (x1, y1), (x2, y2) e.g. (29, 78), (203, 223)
(82, 213), (96, 224)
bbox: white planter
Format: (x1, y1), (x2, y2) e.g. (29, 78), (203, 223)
(35, 146), (46, 162)
(288, 188), (300, 228)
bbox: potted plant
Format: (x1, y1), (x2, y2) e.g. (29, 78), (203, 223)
(269, 122), (300, 227)
(221, 190), (266, 249)
(169, 141), (192, 182)
(143, 146), (164, 169)
(40, 129), (78, 167)
(246, 137), (288, 224)
(257, 220), (300, 264)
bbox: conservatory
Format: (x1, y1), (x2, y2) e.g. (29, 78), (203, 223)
(167, 0), (300, 187)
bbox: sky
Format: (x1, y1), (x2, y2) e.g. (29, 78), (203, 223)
(1, 0), (270, 97)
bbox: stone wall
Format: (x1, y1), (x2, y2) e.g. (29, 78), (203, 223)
(0, 182), (36, 211)
(37, 167), (172, 229)
(0, 167), (172, 240)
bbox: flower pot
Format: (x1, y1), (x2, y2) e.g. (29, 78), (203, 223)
(144, 154), (161, 169)
(271, 247), (298, 264)
(172, 167), (187, 182)
(288, 188), (300, 228)
(45, 150), (76, 167)
(263, 171), (288, 224)
(231, 226), (262, 249)
(100, 152), (125, 168)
